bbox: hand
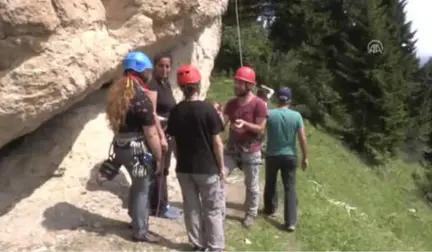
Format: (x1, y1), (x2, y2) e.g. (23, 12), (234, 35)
(219, 169), (227, 182)
(234, 119), (245, 128)
(301, 157), (308, 171)
(161, 138), (169, 153)
(96, 172), (108, 185)
(154, 160), (163, 175)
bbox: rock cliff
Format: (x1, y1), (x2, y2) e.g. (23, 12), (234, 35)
(0, 0), (228, 148)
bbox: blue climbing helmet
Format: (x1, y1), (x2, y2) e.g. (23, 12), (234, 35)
(123, 51), (153, 73)
(277, 87), (292, 103)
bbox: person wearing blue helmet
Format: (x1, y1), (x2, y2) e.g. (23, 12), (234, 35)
(263, 87), (308, 232)
(99, 50), (163, 243)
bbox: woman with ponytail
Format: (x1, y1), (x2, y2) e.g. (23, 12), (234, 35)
(101, 51), (163, 243)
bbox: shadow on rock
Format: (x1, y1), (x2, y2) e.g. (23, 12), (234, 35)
(85, 161), (130, 209)
(0, 89), (108, 217)
(42, 202), (190, 250)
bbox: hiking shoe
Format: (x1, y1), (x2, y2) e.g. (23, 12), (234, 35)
(192, 245), (207, 251)
(263, 211), (276, 218)
(242, 215), (254, 228)
(152, 206), (182, 219)
(132, 232), (160, 243)
(286, 225), (296, 232)
(161, 206), (182, 219)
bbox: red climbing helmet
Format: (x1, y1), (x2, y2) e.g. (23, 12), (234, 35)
(234, 66), (256, 85)
(177, 64), (201, 86)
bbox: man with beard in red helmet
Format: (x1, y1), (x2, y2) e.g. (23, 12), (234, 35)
(223, 66), (268, 228)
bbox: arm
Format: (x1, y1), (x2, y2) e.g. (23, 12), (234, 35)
(218, 112), (225, 126)
(209, 106), (225, 173)
(261, 84), (274, 100)
(135, 91), (163, 165)
(223, 114), (230, 129)
(242, 99), (268, 134)
(223, 101), (231, 129)
(166, 107), (178, 159)
(297, 127), (308, 159)
(155, 114), (167, 142)
(143, 125), (163, 162)
(147, 90), (168, 147)
(243, 119), (267, 134)
(171, 137), (178, 159)
(296, 114), (308, 160)
(213, 134), (224, 173)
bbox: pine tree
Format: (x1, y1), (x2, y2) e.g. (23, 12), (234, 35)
(381, 0), (432, 161)
(332, 0), (410, 164)
(269, 0), (307, 51)
(268, 0), (348, 126)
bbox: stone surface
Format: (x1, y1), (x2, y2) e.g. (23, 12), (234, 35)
(0, 0), (228, 148)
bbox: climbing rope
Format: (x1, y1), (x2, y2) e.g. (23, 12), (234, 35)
(234, 0), (244, 67)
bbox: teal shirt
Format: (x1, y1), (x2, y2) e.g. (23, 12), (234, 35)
(266, 108), (304, 156)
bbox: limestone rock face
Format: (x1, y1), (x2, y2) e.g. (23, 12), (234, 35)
(0, 0), (228, 148)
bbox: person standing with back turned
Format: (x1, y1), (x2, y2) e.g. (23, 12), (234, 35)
(263, 87), (308, 232)
(223, 66), (268, 228)
(147, 53), (182, 219)
(167, 65), (225, 252)
(101, 51), (163, 243)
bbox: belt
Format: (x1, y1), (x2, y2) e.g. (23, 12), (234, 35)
(113, 132), (145, 148)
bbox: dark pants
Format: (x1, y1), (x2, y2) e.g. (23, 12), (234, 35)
(263, 155), (297, 226)
(113, 144), (153, 236)
(150, 137), (172, 214)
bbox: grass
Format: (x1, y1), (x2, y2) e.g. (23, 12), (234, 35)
(208, 75), (432, 251)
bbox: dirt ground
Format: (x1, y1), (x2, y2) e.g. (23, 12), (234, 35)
(0, 89), (246, 251)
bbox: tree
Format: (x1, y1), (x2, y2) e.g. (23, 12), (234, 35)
(214, 23), (273, 76)
(330, 0), (411, 164)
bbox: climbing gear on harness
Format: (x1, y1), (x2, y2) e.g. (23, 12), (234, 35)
(123, 51), (153, 73)
(128, 140), (153, 179)
(177, 64), (201, 86)
(98, 141), (120, 182)
(235, 66), (256, 85)
(109, 133), (153, 179)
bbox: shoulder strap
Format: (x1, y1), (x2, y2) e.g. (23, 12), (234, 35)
(129, 74), (151, 94)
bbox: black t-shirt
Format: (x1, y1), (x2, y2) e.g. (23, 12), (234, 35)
(119, 85), (155, 133)
(148, 78), (176, 119)
(167, 100), (224, 174)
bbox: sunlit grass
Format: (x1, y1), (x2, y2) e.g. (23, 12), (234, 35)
(209, 75), (432, 251)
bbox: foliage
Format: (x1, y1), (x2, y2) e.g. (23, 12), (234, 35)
(209, 76), (432, 251)
(215, 0), (432, 192)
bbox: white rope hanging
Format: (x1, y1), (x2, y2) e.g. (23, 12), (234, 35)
(234, 0), (244, 67)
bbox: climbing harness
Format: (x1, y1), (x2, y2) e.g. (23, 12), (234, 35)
(109, 133), (153, 179)
(234, 0), (244, 67)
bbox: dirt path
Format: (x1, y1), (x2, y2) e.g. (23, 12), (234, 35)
(0, 89), (245, 251)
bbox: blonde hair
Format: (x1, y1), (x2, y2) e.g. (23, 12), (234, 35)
(105, 75), (136, 134)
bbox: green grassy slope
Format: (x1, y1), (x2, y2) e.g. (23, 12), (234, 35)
(208, 76), (432, 251)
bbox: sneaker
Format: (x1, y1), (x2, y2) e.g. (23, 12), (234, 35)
(192, 245), (207, 251)
(242, 215), (254, 228)
(132, 232), (160, 243)
(152, 205), (182, 218)
(286, 225), (296, 232)
(263, 210), (276, 218)
(161, 206), (182, 219)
